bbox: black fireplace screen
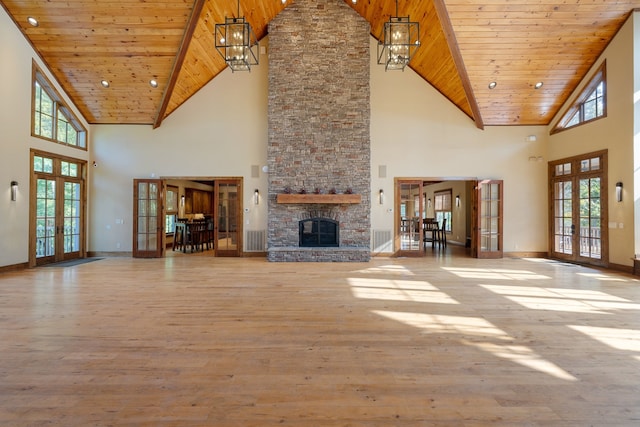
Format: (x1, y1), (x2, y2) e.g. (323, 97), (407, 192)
(299, 218), (339, 247)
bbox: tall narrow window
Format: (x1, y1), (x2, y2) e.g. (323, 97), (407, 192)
(434, 190), (452, 232)
(32, 62), (87, 149)
(552, 62), (606, 134)
(166, 186), (178, 235)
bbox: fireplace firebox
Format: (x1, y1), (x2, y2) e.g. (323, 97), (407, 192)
(299, 218), (339, 247)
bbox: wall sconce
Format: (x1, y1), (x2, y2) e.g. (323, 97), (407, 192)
(455, 195), (460, 207)
(428, 198), (431, 208)
(180, 195), (185, 206)
(254, 189), (260, 205)
(616, 182), (623, 202)
(10, 181), (18, 201)
(379, 189), (385, 205)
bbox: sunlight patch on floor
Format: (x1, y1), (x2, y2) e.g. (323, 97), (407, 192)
(373, 311), (511, 339)
(576, 272), (635, 282)
(349, 278), (459, 304)
(482, 284), (640, 314)
(442, 267), (550, 281)
(569, 325), (640, 352)
(355, 264), (415, 276)
(462, 341), (577, 381)
(374, 310), (576, 381)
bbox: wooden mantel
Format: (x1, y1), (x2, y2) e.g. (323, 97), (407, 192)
(276, 194), (362, 204)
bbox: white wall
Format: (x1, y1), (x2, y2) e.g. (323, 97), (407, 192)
(549, 13), (636, 267)
(634, 13), (640, 257)
(0, 8), (89, 267)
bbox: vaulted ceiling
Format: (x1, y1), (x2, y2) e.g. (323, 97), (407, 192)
(2, 0), (638, 129)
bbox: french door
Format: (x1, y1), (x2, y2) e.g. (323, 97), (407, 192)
(31, 151), (86, 266)
(215, 179), (242, 256)
(133, 179), (164, 258)
(472, 180), (503, 259)
(395, 179), (424, 256)
(549, 151), (608, 266)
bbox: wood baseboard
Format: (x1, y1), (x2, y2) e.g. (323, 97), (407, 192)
(610, 261), (634, 275)
(0, 262), (29, 273)
(243, 252), (267, 257)
(87, 251), (132, 258)
(505, 251), (548, 258)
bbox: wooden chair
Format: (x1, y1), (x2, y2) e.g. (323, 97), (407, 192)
(187, 220), (207, 252)
(202, 216), (215, 250)
(434, 218), (447, 248)
(172, 219), (188, 252)
(423, 218), (438, 249)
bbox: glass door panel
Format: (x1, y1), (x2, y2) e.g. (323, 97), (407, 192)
(395, 180), (423, 256)
(63, 180), (81, 257)
(553, 179), (573, 256)
(475, 180), (503, 259)
(578, 177), (601, 261)
(35, 177), (56, 264)
(215, 180), (242, 256)
(133, 179), (163, 258)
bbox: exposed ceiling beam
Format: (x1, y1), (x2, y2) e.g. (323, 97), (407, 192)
(153, 0), (207, 129)
(432, 0), (484, 130)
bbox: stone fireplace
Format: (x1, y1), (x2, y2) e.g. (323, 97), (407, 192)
(267, 0), (371, 262)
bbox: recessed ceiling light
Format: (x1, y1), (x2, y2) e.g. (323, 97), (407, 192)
(281, 0), (286, 4)
(100, 80), (110, 88)
(27, 17), (39, 27)
(488, 81), (497, 89)
(535, 82), (544, 89)
(149, 79), (158, 88)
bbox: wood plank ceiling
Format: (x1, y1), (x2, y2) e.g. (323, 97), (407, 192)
(2, 0), (638, 128)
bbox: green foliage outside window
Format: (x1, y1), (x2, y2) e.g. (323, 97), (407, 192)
(33, 66), (86, 149)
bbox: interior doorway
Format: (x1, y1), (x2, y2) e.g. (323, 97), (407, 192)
(394, 177), (482, 258)
(132, 176), (243, 258)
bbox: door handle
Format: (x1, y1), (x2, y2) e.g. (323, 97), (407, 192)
(571, 224), (575, 235)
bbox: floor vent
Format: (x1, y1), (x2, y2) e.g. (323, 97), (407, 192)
(246, 230), (266, 252)
(372, 230), (392, 253)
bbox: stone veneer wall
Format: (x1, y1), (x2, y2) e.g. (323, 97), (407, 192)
(267, 0), (371, 262)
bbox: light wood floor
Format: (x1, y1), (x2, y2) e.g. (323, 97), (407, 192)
(1, 255), (640, 426)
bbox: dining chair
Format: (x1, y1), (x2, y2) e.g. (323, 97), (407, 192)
(423, 218), (438, 249)
(188, 220), (207, 252)
(435, 218), (447, 248)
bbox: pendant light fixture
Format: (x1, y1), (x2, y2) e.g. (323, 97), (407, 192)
(214, 0), (259, 72)
(377, 0), (420, 71)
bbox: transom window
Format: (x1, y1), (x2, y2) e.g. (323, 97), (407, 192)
(33, 155), (54, 173)
(32, 62), (87, 149)
(61, 161), (79, 177)
(552, 62), (606, 134)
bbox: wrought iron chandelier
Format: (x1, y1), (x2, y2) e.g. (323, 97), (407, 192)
(214, 0), (259, 72)
(377, 0), (420, 71)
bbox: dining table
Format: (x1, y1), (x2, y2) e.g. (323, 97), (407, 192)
(173, 220), (208, 253)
